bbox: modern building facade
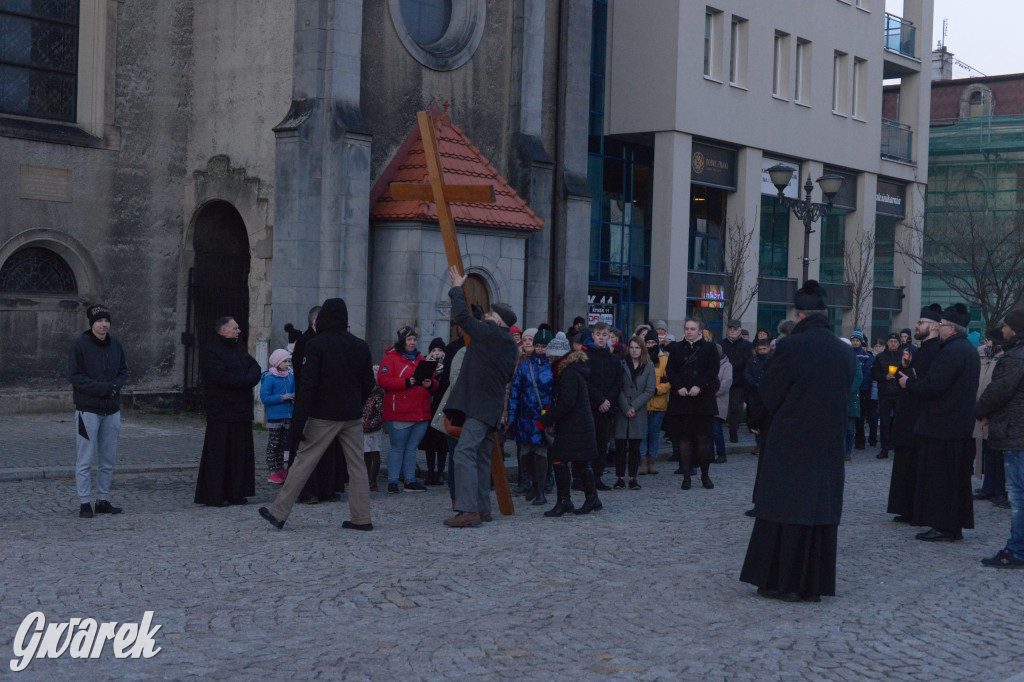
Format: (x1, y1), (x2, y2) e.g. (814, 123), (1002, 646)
(589, 0), (932, 342)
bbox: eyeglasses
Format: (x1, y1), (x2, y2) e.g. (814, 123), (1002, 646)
(937, 322), (954, 328)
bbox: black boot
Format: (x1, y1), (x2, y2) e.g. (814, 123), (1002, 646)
(532, 455), (548, 506)
(679, 440), (693, 490)
(520, 452), (536, 500)
(544, 498), (575, 516)
(574, 468), (603, 514)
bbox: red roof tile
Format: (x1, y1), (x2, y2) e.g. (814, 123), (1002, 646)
(369, 111), (544, 232)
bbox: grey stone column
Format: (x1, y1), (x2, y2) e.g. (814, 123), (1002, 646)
(270, 0), (371, 347)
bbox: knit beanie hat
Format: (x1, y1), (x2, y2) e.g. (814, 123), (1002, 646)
(967, 331), (981, 348)
(545, 332), (571, 357)
(268, 348), (291, 369)
(1004, 308), (1024, 334)
(920, 303), (943, 322)
(428, 337), (446, 352)
(850, 329), (866, 342)
(510, 325), (522, 336)
(941, 303), (971, 328)
(534, 329), (554, 346)
(490, 302), (517, 328)
(523, 327), (538, 341)
(87, 304), (111, 325)
(794, 280), (827, 311)
(396, 326), (417, 349)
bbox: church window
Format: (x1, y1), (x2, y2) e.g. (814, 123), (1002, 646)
(0, 246), (78, 294)
(388, 0), (485, 71)
(399, 0), (452, 45)
(0, 0), (80, 122)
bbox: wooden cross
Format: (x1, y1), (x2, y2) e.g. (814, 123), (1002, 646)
(390, 110), (496, 277)
(389, 110), (513, 517)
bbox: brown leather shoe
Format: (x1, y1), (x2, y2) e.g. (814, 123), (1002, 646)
(444, 512), (482, 528)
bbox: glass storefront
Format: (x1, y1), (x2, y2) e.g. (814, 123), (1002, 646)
(759, 196), (789, 278)
(819, 210), (847, 284)
(874, 214), (897, 287)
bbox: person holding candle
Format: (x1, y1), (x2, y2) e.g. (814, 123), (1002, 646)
(870, 333), (904, 460)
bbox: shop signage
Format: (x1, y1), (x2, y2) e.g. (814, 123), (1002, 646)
(697, 284), (725, 309)
(876, 179), (905, 217)
(761, 157), (800, 199)
(587, 291), (617, 326)
(691, 142), (737, 190)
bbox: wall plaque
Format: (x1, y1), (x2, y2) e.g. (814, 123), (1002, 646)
(20, 165), (73, 203)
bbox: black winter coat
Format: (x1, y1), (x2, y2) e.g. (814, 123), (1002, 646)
(202, 334), (261, 422)
(291, 325), (316, 385)
(905, 333), (980, 441)
(891, 336), (941, 448)
(975, 334), (1024, 450)
(293, 298), (375, 424)
(444, 287), (518, 428)
(69, 331), (129, 415)
(871, 348), (904, 399)
(584, 345), (622, 415)
(754, 314), (855, 526)
(539, 351), (597, 462)
(664, 338), (719, 416)
(721, 336), (752, 387)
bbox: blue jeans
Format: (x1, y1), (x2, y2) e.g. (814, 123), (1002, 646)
(712, 418), (726, 458)
(1003, 450), (1024, 560)
(387, 421), (428, 485)
(642, 411), (666, 458)
(846, 418), (856, 456)
(75, 410), (121, 504)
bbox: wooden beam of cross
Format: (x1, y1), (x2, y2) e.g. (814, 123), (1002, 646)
(389, 110), (513, 517)
(389, 111), (496, 277)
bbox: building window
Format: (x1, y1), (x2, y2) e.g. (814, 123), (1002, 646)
(0, 246), (78, 294)
(794, 39), (810, 103)
(704, 10), (717, 78)
(772, 31), (789, 98)
(852, 57), (866, 118)
(874, 215), (896, 287)
(728, 16), (747, 86)
(399, 0), (452, 45)
(689, 185), (726, 273)
(0, 0), (80, 122)
(388, 0), (485, 71)
(819, 211), (846, 283)
(759, 196), (789, 278)
(832, 51), (848, 114)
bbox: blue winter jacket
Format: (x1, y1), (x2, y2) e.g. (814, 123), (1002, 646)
(853, 347), (874, 393)
(508, 353), (555, 447)
(260, 372), (295, 421)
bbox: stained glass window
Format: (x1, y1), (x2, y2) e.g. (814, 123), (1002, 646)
(0, 247), (77, 293)
(0, 0), (80, 121)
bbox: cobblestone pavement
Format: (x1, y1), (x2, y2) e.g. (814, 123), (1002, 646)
(3, 413), (1022, 680)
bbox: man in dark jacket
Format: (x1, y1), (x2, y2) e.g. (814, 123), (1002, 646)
(974, 308), (1024, 567)
(721, 320), (753, 442)
(260, 298), (375, 531)
(743, 339), (771, 455)
(444, 266), (519, 528)
(288, 305), (318, 463)
(870, 333), (904, 459)
(69, 304), (129, 518)
(899, 303), (981, 542)
(194, 316), (262, 507)
(584, 322), (621, 490)
(740, 281), (855, 602)
(886, 305), (943, 521)
(850, 329), (876, 449)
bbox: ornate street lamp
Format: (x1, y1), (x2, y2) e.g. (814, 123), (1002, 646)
(767, 164), (844, 284)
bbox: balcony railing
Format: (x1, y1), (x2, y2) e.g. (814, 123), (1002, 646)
(881, 118), (913, 162)
(884, 13), (916, 58)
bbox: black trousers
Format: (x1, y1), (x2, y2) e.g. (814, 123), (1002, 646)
(877, 396), (898, 451)
(978, 440), (1006, 497)
(592, 411), (614, 479)
(614, 439), (642, 479)
(727, 386), (746, 439)
(854, 392), (878, 448)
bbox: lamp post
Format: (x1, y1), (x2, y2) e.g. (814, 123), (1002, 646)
(767, 164), (843, 284)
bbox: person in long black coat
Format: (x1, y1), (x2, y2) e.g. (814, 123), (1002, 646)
(663, 319), (720, 490)
(740, 281), (855, 602)
(195, 317), (262, 507)
(886, 305), (943, 521)
(538, 339), (602, 517)
(899, 303), (981, 541)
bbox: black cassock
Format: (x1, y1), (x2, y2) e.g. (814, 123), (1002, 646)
(740, 314), (855, 597)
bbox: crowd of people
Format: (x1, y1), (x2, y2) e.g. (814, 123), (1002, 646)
(68, 275), (1024, 600)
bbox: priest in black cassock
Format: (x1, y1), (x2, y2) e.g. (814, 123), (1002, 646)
(886, 304), (943, 521)
(898, 303), (981, 541)
(740, 281), (856, 603)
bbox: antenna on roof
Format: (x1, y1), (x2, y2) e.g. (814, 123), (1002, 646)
(941, 18), (947, 48)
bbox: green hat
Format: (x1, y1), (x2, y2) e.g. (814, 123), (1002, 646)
(534, 329), (554, 346)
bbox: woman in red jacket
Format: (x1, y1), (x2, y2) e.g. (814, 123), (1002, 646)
(378, 326), (437, 493)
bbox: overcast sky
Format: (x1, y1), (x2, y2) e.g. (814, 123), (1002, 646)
(887, 0), (1024, 77)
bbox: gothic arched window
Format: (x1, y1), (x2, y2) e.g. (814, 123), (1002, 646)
(0, 246), (78, 294)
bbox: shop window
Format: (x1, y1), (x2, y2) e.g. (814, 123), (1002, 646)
(0, 246), (77, 294)
(759, 196), (789, 278)
(690, 185), (726, 273)
(874, 215), (896, 287)
(819, 211), (846, 283)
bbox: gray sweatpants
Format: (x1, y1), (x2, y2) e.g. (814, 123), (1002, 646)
(452, 416), (495, 514)
(75, 410), (121, 504)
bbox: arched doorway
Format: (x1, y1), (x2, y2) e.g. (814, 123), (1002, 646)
(452, 273), (490, 340)
(184, 201), (250, 408)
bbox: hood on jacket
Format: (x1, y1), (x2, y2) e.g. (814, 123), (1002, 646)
(315, 298), (349, 333)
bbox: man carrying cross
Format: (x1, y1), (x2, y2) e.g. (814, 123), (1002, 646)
(443, 266), (519, 527)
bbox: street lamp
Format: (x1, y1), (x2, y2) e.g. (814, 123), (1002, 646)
(767, 164), (843, 284)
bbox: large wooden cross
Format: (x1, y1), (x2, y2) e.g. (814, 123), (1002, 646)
(389, 110), (513, 516)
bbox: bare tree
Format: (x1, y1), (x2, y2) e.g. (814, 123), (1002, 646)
(844, 225), (875, 332)
(722, 216), (759, 326)
(897, 193), (1024, 330)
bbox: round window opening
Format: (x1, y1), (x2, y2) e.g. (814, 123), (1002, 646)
(389, 0), (486, 71)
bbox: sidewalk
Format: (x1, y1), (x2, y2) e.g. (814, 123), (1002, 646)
(0, 409), (758, 481)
